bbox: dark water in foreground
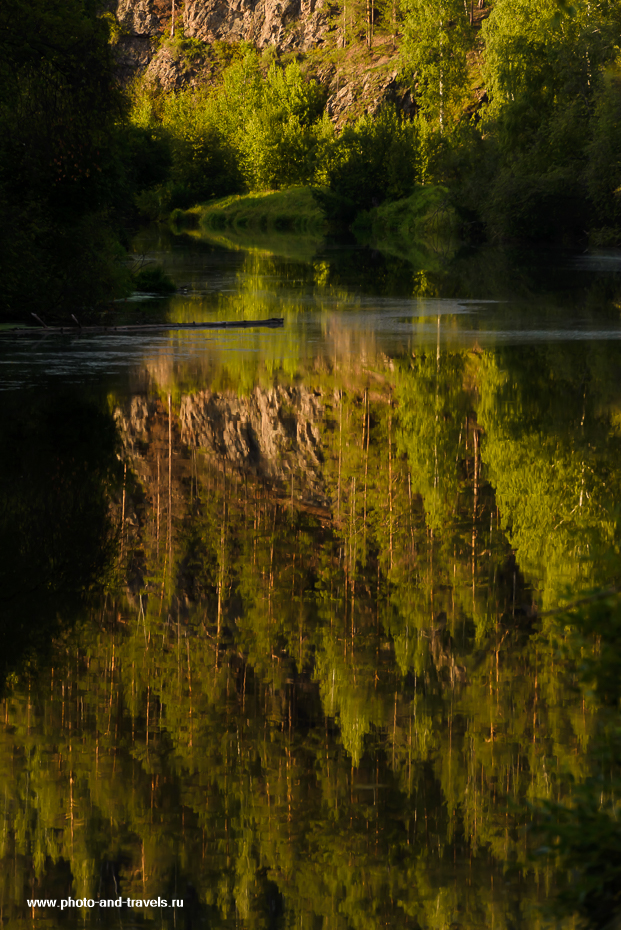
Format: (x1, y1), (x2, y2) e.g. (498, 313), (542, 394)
(1, 230), (621, 929)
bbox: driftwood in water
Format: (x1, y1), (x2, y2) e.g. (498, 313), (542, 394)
(1, 317), (284, 338)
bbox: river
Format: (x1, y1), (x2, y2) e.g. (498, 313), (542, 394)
(1, 226), (620, 928)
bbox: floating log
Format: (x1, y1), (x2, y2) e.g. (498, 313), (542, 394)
(0, 317), (285, 338)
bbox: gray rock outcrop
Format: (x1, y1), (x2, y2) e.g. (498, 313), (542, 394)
(183, 0), (331, 49)
(116, 0), (162, 34)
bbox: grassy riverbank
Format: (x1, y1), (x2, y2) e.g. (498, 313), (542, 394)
(174, 183), (458, 240)
(176, 187), (329, 233)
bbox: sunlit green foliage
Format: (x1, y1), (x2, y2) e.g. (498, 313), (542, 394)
(474, 0), (621, 239)
(133, 53), (333, 215)
(478, 346), (621, 608)
(401, 0), (474, 127)
(132, 52), (421, 217)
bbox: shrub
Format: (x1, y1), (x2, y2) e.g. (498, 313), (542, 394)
(585, 76), (621, 230)
(317, 108), (420, 210)
(483, 168), (587, 242)
(132, 264), (176, 294)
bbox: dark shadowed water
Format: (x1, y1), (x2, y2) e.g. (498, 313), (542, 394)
(1, 229), (620, 929)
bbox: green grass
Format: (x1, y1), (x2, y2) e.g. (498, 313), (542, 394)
(184, 187), (332, 233)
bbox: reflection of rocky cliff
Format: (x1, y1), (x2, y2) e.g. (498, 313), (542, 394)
(180, 385), (325, 498)
(114, 385), (327, 505)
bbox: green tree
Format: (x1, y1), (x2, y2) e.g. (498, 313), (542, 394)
(0, 0), (133, 317)
(401, 0), (474, 128)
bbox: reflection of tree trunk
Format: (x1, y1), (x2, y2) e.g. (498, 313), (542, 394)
(439, 24), (444, 132)
(168, 394), (172, 572)
(366, 0), (374, 46)
(350, 476), (356, 640)
(121, 461), (126, 558)
(156, 454), (160, 558)
(408, 473), (414, 556)
(186, 639), (193, 749)
(392, 691), (397, 768)
(473, 427), (479, 518)
(434, 316), (440, 489)
(430, 527), (434, 613)
(388, 407), (393, 571)
(579, 393), (586, 508)
(217, 502), (225, 642)
(363, 391), (370, 552)
(337, 393), (343, 520)
(472, 427), (478, 607)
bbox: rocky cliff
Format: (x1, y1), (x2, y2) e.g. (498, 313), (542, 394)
(115, 0), (329, 48)
(112, 0), (413, 124)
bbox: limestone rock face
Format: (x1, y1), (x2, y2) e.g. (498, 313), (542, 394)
(183, 0), (331, 50)
(142, 45), (210, 89)
(325, 68), (410, 126)
(113, 35), (155, 83)
(116, 0), (162, 35)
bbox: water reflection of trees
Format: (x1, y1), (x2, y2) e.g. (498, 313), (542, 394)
(1, 342), (620, 928)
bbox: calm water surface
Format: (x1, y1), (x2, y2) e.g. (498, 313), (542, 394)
(1, 230), (621, 929)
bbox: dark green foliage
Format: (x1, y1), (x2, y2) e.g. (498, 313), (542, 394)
(133, 264), (176, 294)
(484, 168), (587, 241)
(470, 0), (621, 242)
(310, 187), (358, 224)
(319, 109), (419, 210)
(121, 124), (173, 195)
(537, 784), (621, 930)
(534, 594), (621, 929)
(569, 595), (621, 710)
(0, 0), (135, 318)
(585, 77), (621, 238)
(0, 391), (120, 686)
